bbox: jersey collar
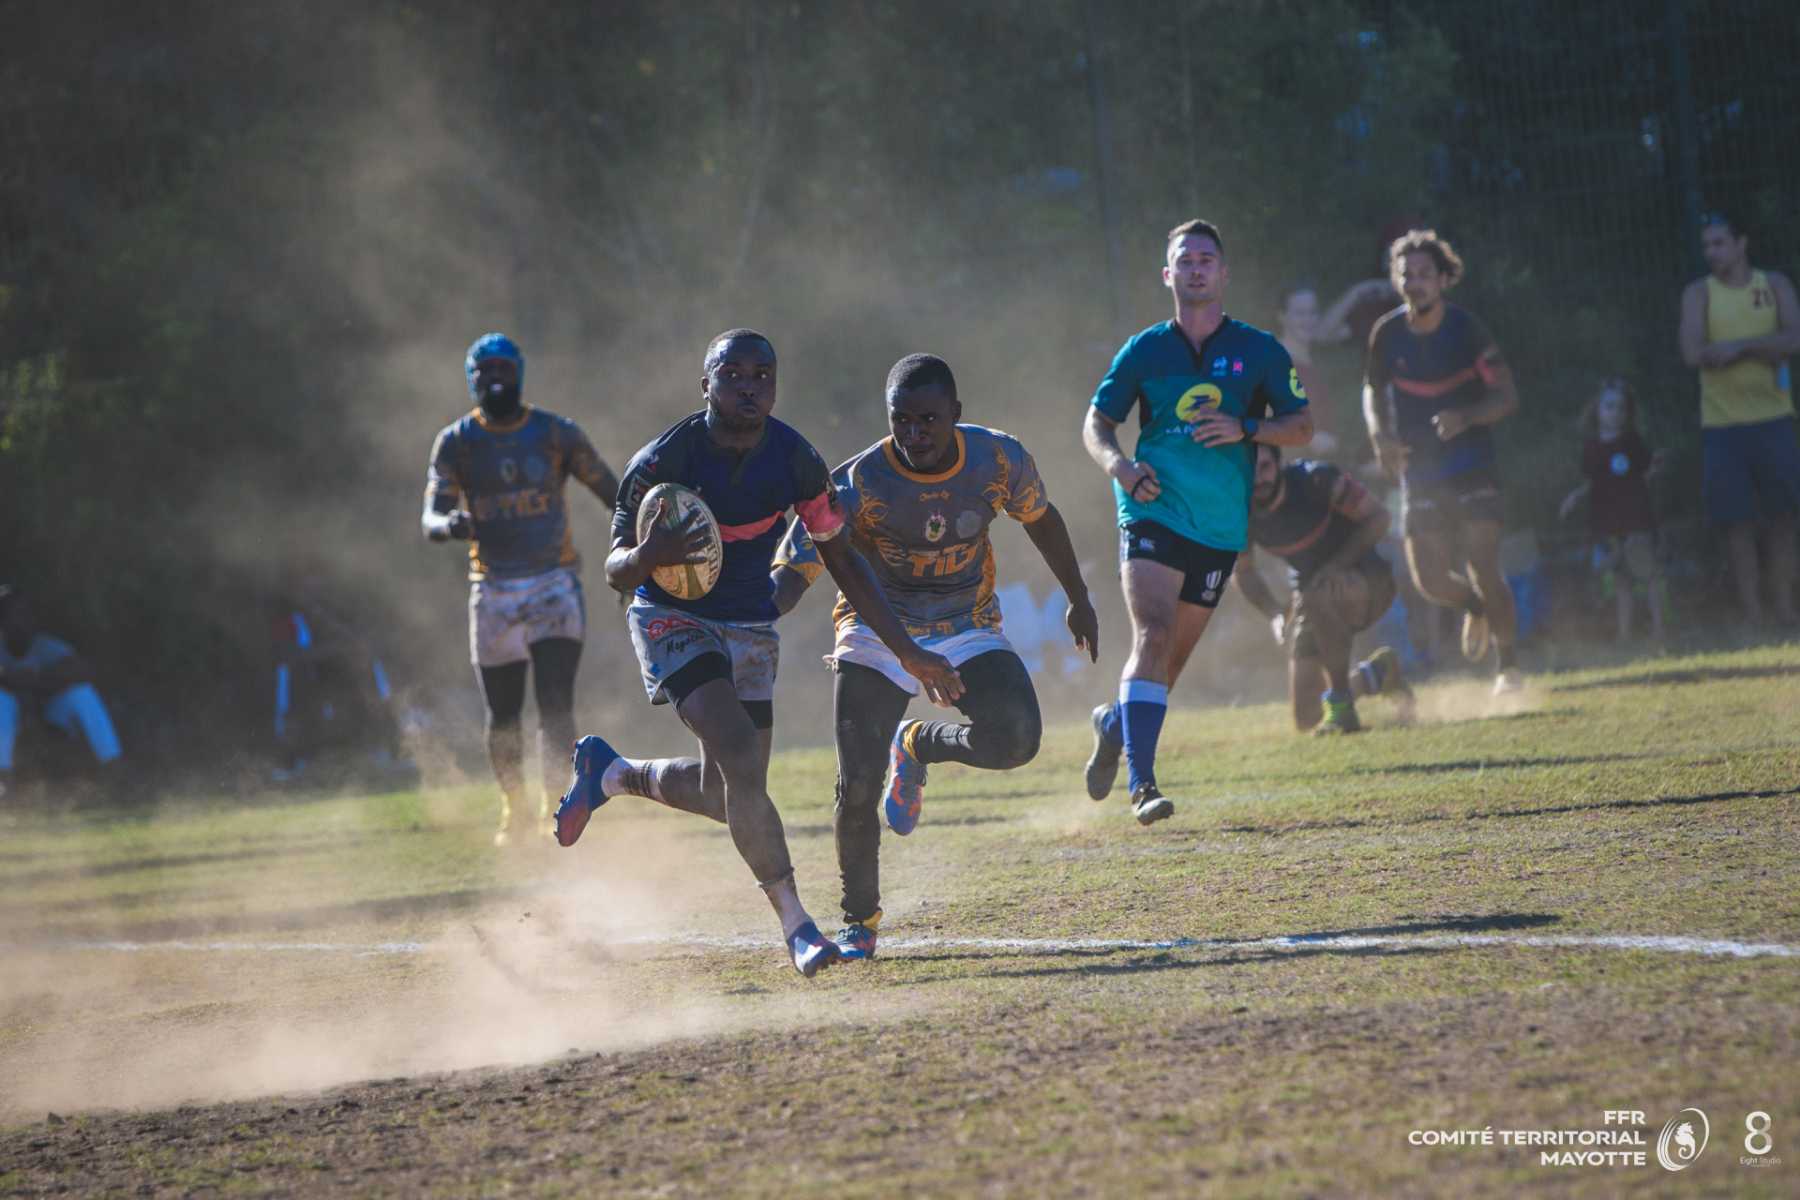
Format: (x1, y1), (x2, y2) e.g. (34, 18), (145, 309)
(882, 428), (966, 483)
(470, 404), (533, 434)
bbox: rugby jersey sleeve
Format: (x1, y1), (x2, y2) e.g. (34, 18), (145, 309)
(772, 467), (856, 584)
(1258, 336), (1310, 418)
(790, 436), (845, 542)
(611, 443), (665, 547)
(424, 425), (463, 515)
(1364, 314), (1396, 394)
(1091, 332), (1147, 423)
(997, 434), (1051, 524)
(1318, 462), (1379, 520)
(1461, 310), (1507, 388)
(557, 416), (614, 493)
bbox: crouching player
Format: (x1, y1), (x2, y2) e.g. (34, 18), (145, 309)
(1234, 443), (1412, 733)
(553, 331), (962, 978)
(769, 354), (1099, 960)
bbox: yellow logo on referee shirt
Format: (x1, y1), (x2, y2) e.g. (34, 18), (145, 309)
(1175, 383), (1224, 422)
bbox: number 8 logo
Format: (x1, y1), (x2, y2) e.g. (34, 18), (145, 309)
(1745, 1111), (1772, 1156)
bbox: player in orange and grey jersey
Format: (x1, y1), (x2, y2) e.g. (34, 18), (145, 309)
(770, 353), (1099, 960)
(422, 332), (618, 847)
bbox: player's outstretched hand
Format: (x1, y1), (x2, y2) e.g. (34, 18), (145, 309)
(638, 498), (716, 568)
(1269, 612), (1288, 646)
(901, 647), (965, 706)
(1188, 410), (1248, 448)
(447, 510), (474, 540)
(1067, 596), (1100, 662)
(1113, 459), (1160, 503)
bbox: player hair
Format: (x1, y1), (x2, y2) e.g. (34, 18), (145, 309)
(1698, 208), (1745, 240)
(1578, 376), (1640, 439)
(1167, 218), (1225, 257)
(1258, 441), (1283, 464)
(885, 353), (957, 404)
(703, 328), (775, 372)
(1387, 229), (1464, 289)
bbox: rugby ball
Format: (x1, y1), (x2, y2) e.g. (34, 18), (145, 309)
(635, 482), (723, 600)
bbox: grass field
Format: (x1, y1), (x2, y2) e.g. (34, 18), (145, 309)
(2, 643), (1798, 1197)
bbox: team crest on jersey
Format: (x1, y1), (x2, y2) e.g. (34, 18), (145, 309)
(924, 510), (948, 543)
(1231, 360), (1244, 376)
(1211, 356), (1228, 376)
(1175, 383), (1225, 422)
(500, 458), (519, 484)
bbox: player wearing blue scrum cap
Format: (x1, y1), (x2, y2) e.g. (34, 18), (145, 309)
(422, 332), (620, 847)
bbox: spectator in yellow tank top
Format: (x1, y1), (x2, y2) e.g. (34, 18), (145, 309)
(1678, 212), (1800, 627)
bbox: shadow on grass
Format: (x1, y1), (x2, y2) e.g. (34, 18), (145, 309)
(897, 913), (1559, 976)
(781, 814), (1009, 839)
(1344, 752), (1652, 778)
(906, 941), (1456, 981)
(1220, 783), (1799, 835)
(1551, 664), (1800, 693)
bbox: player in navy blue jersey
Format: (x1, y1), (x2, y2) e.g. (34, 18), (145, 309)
(553, 330), (962, 978)
(1234, 443), (1412, 735)
(1363, 230), (1523, 693)
(423, 333), (618, 847)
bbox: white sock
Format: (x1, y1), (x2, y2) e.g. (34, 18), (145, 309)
(760, 873), (810, 937)
(600, 756), (663, 801)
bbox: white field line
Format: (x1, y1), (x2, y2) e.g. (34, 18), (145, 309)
(16, 932), (1800, 959)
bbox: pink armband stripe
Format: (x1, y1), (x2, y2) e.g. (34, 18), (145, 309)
(796, 491), (845, 538)
(717, 513), (782, 543)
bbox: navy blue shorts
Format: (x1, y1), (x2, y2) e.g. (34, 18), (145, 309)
(1119, 519), (1239, 608)
(1703, 416), (1800, 525)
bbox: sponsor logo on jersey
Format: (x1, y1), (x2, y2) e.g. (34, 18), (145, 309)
(1175, 383), (1225, 423)
(1232, 359), (1245, 376)
(525, 455), (549, 483)
(1610, 452), (1631, 476)
(500, 458), (519, 484)
(955, 509), (983, 539)
(1212, 356), (1228, 376)
(1289, 366), (1307, 398)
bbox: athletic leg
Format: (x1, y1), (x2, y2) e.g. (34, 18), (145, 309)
(528, 637), (583, 818)
(1119, 557), (1184, 798)
(832, 662), (910, 926)
(911, 651), (1042, 770)
(1289, 654), (1326, 731)
(476, 661), (528, 842)
(1462, 518), (1517, 675)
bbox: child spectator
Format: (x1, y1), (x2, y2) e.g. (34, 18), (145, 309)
(1558, 378), (1668, 642)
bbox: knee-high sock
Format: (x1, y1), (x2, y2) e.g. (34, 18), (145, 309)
(1120, 678), (1168, 795)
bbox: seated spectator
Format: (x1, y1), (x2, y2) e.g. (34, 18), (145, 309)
(0, 585), (122, 792)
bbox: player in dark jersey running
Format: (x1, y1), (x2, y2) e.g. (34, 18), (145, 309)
(1234, 443), (1412, 734)
(422, 333), (619, 847)
(1081, 219), (1313, 825)
(552, 330), (962, 978)
(769, 354), (1099, 960)
(1363, 230), (1523, 693)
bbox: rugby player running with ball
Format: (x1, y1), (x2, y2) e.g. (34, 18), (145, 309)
(553, 330), (962, 977)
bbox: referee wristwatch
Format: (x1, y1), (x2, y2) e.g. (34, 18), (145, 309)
(1241, 416), (1261, 442)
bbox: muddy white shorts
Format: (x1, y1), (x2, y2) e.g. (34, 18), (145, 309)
(827, 621), (1015, 696)
(469, 567), (586, 667)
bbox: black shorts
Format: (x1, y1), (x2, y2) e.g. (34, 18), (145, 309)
(1118, 518), (1239, 608)
(1401, 469), (1505, 539)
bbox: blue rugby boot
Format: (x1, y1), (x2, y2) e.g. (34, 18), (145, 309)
(787, 921), (843, 978)
(554, 735), (618, 847)
(883, 720), (927, 836)
(834, 911), (881, 961)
